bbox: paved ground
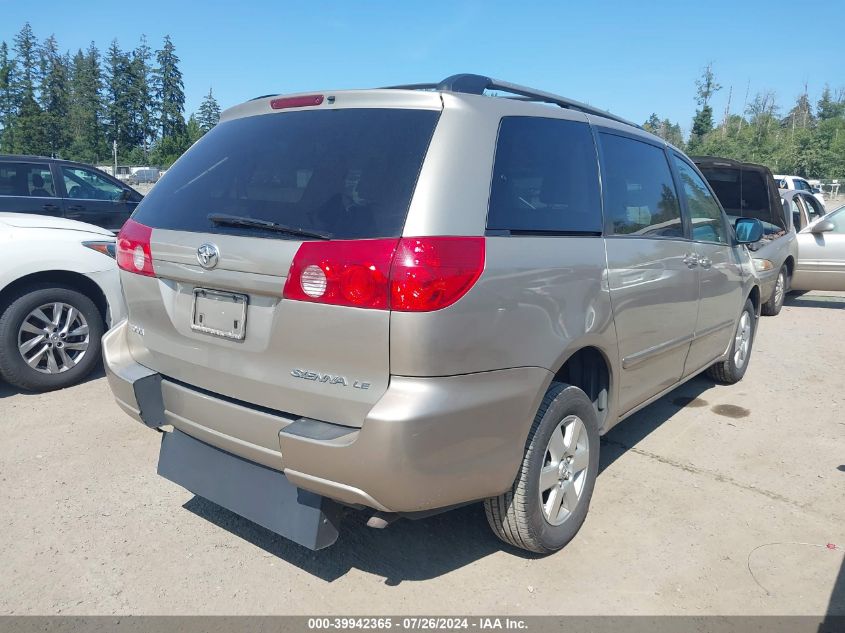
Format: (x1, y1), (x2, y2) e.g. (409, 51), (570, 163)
(0, 292), (843, 616)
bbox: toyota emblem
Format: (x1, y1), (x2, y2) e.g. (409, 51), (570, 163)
(196, 243), (220, 270)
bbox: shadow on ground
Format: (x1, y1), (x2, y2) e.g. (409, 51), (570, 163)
(0, 363), (105, 399)
(825, 554), (845, 623)
(599, 374), (714, 474)
(183, 374), (719, 584)
(785, 294), (845, 310)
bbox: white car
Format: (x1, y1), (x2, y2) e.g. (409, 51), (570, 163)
(774, 174), (826, 207)
(0, 213), (125, 391)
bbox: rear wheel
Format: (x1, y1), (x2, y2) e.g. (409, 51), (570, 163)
(707, 298), (756, 384)
(484, 383), (599, 554)
(0, 284), (105, 392)
(761, 266), (786, 316)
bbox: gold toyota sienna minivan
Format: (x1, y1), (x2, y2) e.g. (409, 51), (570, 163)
(104, 74), (764, 553)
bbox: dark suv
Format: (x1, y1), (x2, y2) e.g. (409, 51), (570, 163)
(0, 155), (143, 231)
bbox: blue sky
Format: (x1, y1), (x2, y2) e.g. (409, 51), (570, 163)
(1, 0), (842, 136)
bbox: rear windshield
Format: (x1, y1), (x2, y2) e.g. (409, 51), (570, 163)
(697, 165), (783, 233)
(132, 108), (440, 239)
(696, 166), (770, 216)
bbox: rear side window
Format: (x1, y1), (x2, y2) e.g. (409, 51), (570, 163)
(0, 162), (55, 197)
(133, 109), (440, 239)
(487, 117), (601, 234)
(599, 133), (682, 238)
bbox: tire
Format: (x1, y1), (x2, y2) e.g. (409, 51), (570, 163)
(0, 284), (105, 392)
(484, 382), (600, 554)
(761, 266), (787, 316)
(706, 298), (756, 384)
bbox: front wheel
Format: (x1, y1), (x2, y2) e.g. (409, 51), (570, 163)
(0, 284), (105, 392)
(484, 383), (600, 554)
(707, 298), (756, 384)
(761, 266), (787, 316)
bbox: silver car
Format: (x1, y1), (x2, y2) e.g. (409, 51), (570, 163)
(791, 203), (845, 292)
(693, 157), (798, 317)
(103, 74), (764, 553)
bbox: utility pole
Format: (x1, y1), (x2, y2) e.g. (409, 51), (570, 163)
(739, 79), (750, 132)
(113, 139), (118, 177)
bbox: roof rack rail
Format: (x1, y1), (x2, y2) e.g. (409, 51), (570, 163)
(384, 73), (640, 129)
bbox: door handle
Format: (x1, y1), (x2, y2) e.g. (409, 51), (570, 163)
(683, 254), (699, 268)
(42, 203), (59, 212)
(67, 204), (85, 211)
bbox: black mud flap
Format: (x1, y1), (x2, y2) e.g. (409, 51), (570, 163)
(157, 429), (341, 550)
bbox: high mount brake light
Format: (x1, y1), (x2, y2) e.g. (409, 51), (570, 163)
(270, 95), (324, 110)
(116, 219), (155, 277)
(283, 237), (485, 312)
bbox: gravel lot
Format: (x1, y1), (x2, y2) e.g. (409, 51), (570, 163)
(1, 292), (843, 616)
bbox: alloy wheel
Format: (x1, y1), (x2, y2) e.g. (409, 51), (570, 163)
(733, 311), (752, 369)
(539, 415), (590, 526)
(17, 302), (90, 374)
(774, 271), (785, 307)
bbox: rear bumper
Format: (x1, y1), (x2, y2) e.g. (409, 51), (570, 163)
(103, 320), (552, 513)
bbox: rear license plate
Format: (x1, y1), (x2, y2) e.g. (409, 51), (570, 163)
(191, 288), (248, 340)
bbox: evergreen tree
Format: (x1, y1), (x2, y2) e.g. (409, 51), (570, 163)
(688, 63), (722, 150)
(104, 39), (133, 155)
(643, 113), (684, 149)
(39, 35), (70, 156)
(154, 35), (185, 139)
(784, 88), (813, 131)
(68, 43), (106, 162)
(197, 87), (221, 132)
(659, 119), (685, 149)
(817, 85), (845, 121)
(12, 93), (49, 155)
(0, 42), (14, 150)
(186, 113), (203, 144)
(128, 35), (155, 158)
(643, 113), (661, 133)
(8, 22), (46, 153)
(12, 23), (40, 101)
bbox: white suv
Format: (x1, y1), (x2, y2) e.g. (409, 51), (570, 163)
(775, 174), (826, 207)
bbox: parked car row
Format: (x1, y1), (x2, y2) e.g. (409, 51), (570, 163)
(1, 74), (843, 557)
(0, 155), (143, 230)
(692, 157), (797, 316)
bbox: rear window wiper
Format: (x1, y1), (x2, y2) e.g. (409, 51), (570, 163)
(207, 213), (332, 240)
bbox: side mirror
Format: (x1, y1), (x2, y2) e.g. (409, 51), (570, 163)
(811, 219), (835, 234)
(734, 218), (764, 244)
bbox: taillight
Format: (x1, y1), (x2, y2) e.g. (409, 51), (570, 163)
(283, 239), (397, 309)
(390, 237), (485, 312)
(116, 219), (155, 277)
(282, 237), (485, 312)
